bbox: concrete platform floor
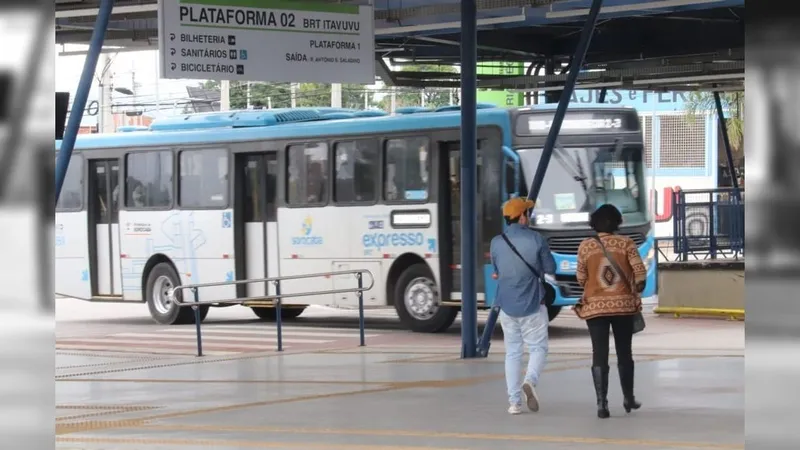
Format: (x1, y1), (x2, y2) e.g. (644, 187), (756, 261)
(56, 314), (744, 450)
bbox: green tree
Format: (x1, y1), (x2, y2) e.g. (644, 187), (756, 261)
(199, 80), (377, 109)
(199, 80), (294, 109)
(684, 91), (745, 163)
(295, 83), (376, 108)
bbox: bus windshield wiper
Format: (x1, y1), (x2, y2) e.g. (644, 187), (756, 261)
(553, 144), (589, 194)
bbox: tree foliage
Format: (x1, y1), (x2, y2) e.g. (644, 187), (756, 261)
(295, 83), (374, 109)
(376, 64), (459, 111)
(196, 65), (459, 113)
(684, 91), (745, 160)
(199, 80), (376, 109)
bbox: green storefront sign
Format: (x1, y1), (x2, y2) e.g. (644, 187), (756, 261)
(476, 62), (524, 107)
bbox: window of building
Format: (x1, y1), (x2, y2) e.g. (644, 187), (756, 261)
(179, 149), (229, 208)
(125, 151), (173, 208)
(384, 137), (430, 202)
(659, 115), (706, 168)
(287, 142), (328, 205)
(55, 154), (83, 211)
(334, 140), (379, 203)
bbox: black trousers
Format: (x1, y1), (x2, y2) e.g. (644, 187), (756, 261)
(586, 314), (635, 367)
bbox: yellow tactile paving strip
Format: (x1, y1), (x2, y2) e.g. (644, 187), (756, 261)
(57, 405), (163, 422)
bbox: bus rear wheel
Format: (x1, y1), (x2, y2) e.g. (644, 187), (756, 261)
(252, 306), (307, 321)
(394, 263), (457, 333)
(145, 262), (208, 325)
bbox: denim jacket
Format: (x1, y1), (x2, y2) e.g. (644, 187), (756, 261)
(490, 223), (556, 317)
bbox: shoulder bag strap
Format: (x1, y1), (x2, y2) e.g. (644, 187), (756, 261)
(592, 236), (633, 289)
(501, 233), (543, 280)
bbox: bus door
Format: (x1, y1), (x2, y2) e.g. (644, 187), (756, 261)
(87, 159), (122, 297)
(235, 152), (279, 299)
(438, 141), (485, 303)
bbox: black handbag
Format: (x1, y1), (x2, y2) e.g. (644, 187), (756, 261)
(592, 236), (646, 334)
(500, 233), (556, 307)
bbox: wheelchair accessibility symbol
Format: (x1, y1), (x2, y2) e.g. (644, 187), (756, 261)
(222, 211), (232, 228)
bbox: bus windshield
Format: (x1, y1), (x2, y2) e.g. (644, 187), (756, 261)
(517, 145), (648, 228)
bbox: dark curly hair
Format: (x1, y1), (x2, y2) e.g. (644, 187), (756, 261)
(590, 204), (623, 233)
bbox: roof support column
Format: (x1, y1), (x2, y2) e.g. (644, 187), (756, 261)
(55, 0), (115, 203)
(713, 90), (741, 200)
(526, 0), (604, 202)
(460, 0), (479, 359)
(475, 0), (605, 358)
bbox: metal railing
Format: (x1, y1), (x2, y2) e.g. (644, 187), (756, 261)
(669, 188), (745, 262)
(168, 269), (375, 357)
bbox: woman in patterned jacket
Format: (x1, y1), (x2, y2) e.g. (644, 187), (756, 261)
(574, 204), (647, 419)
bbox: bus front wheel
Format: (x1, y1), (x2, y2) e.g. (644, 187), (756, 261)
(145, 262), (208, 325)
(393, 263), (457, 333)
(547, 305), (562, 322)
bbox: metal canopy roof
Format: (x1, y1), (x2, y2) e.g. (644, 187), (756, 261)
(55, 0), (744, 91)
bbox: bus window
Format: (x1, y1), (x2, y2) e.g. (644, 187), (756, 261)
(179, 149), (229, 208)
(125, 151), (173, 208)
(334, 140), (378, 204)
(287, 142), (329, 205)
(55, 154), (83, 211)
(384, 137), (430, 202)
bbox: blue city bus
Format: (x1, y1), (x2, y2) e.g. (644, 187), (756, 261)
(488, 106), (657, 321)
(55, 104), (656, 332)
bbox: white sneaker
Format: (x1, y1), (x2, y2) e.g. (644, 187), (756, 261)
(522, 381), (540, 412)
(508, 404), (523, 415)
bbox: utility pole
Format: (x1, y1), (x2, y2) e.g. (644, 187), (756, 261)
(98, 53), (114, 133)
(290, 83), (297, 108)
(129, 60), (137, 126)
(220, 80), (230, 111)
(153, 50), (161, 118)
(390, 86), (396, 114)
(331, 83), (342, 108)
(246, 81), (252, 109)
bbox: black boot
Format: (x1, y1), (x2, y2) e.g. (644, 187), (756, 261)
(619, 362), (641, 413)
(591, 366), (610, 418)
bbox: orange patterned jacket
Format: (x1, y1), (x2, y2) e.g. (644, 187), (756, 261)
(574, 233), (646, 320)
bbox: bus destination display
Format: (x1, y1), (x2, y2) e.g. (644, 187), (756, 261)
(515, 111), (640, 136)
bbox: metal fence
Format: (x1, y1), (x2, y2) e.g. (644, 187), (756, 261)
(168, 269), (375, 357)
(663, 188), (744, 262)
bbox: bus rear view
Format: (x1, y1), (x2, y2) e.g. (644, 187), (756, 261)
(510, 107), (657, 319)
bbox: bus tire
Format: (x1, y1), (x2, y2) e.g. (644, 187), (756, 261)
(251, 306), (306, 321)
(394, 263), (457, 333)
(145, 262), (207, 325)
(547, 305), (562, 322)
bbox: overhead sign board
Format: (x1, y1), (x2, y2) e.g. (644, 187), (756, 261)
(158, 0), (375, 83)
